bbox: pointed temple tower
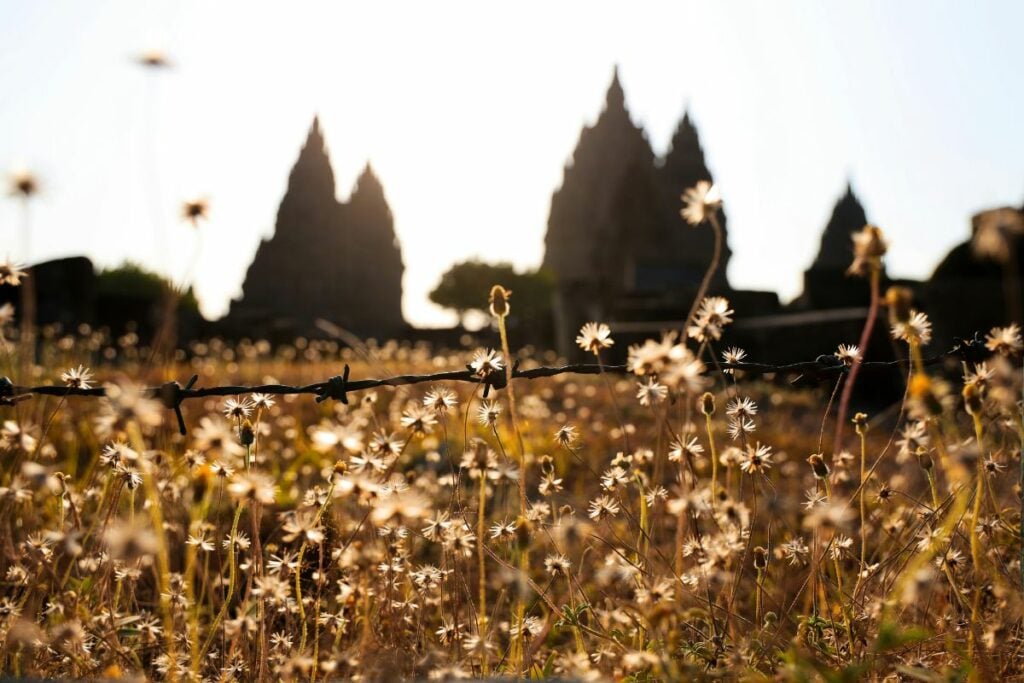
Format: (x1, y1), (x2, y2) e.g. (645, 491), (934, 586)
(543, 69), (661, 348)
(793, 183), (877, 310)
(656, 111), (732, 289)
(543, 69), (746, 354)
(227, 117), (405, 339)
(809, 183), (870, 271)
(342, 164), (405, 335)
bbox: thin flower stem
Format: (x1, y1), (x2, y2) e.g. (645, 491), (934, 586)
(1019, 362), (1024, 590)
(705, 412), (719, 508)
(755, 567), (764, 624)
(725, 478), (758, 635)
(596, 350), (631, 453)
(18, 200), (36, 379)
(249, 416), (268, 683)
(817, 376), (843, 456)
(297, 482), (336, 654)
(833, 265), (880, 457)
(636, 473), (650, 561)
(859, 427), (868, 576)
(495, 312), (527, 519)
(683, 212), (724, 332)
(494, 300), (531, 677)
(925, 470), (941, 511)
(967, 411), (988, 661)
(477, 470), (489, 677)
(310, 541), (326, 683)
(201, 497), (244, 661)
(820, 477), (855, 656)
(132, 422), (179, 683)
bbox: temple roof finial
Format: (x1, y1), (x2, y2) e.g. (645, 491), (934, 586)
(605, 65), (625, 112)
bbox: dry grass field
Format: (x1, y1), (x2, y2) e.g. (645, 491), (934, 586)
(0, 214), (1022, 682)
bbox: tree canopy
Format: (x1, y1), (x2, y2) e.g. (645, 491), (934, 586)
(97, 261), (199, 311)
(429, 260), (553, 325)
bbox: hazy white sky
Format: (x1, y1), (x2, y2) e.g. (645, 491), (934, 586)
(2, 1), (1023, 326)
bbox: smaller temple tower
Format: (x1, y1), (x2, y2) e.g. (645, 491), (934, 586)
(793, 183), (875, 310)
(655, 111), (731, 291)
(341, 164), (405, 335)
(227, 117), (405, 340)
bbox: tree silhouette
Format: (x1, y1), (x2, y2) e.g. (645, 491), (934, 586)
(430, 260), (553, 327)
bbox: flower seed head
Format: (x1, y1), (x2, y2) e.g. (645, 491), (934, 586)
(699, 392), (715, 417)
(916, 448), (934, 471)
(515, 515), (532, 550)
(807, 453), (830, 480)
(489, 284), (511, 318)
(239, 419), (255, 447)
(181, 197), (209, 226)
(962, 382), (983, 417)
(753, 546), (768, 570)
(848, 224), (888, 276)
(885, 287), (915, 326)
(7, 168), (39, 198)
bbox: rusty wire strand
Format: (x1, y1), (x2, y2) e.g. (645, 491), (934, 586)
(0, 332), (990, 435)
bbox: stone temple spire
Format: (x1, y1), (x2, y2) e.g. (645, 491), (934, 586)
(605, 65), (626, 113)
(350, 162), (386, 206)
(543, 68), (657, 339)
(662, 112), (711, 186)
(809, 182), (869, 273)
(657, 109), (731, 289)
(542, 68), (661, 353)
(343, 162), (405, 334)
(286, 115), (336, 204)
(227, 117), (405, 339)
(544, 68), (655, 279)
(793, 181), (876, 310)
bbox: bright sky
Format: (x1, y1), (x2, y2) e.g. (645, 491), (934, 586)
(2, 1), (1023, 327)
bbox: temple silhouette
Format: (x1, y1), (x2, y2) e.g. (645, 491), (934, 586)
(543, 69), (777, 356)
(7, 72), (1021, 358)
(925, 210), (1024, 347)
(790, 183), (922, 311)
(792, 183), (875, 311)
(224, 117), (406, 341)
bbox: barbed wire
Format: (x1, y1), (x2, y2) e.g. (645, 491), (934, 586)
(0, 332), (992, 435)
